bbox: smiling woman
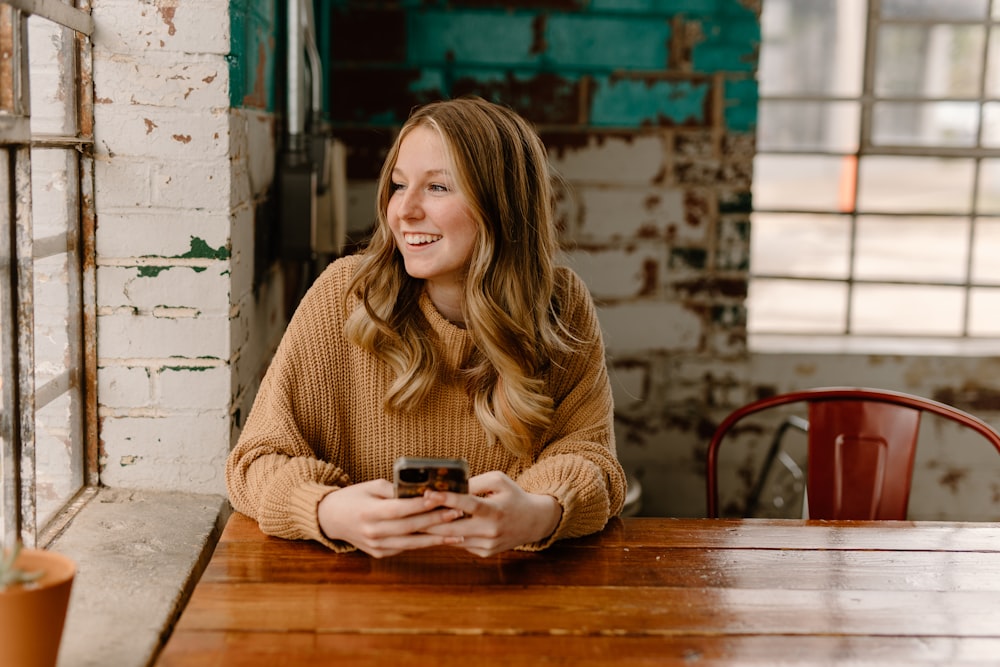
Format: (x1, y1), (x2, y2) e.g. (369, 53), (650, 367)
(226, 96), (626, 559)
(386, 125), (478, 324)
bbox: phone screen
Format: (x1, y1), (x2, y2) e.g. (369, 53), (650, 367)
(393, 457), (469, 498)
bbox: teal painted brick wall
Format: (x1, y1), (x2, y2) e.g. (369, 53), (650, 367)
(229, 0), (278, 110)
(322, 0), (758, 137)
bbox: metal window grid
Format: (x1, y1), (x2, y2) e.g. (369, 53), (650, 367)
(750, 0), (1000, 339)
(1, 0), (94, 548)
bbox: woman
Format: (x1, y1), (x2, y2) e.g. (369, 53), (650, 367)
(226, 96), (625, 558)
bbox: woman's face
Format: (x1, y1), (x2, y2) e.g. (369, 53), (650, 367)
(387, 126), (478, 289)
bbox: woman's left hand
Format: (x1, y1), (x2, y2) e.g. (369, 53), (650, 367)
(421, 470), (562, 557)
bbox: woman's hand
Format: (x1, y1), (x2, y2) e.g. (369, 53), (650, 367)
(317, 479), (465, 558)
(422, 471), (563, 557)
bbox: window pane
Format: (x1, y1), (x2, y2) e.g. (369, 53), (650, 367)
(978, 159), (1000, 214)
(753, 155), (850, 211)
(751, 213), (850, 278)
(872, 101), (979, 147)
(855, 216), (969, 282)
(875, 25), (985, 98)
(759, 0), (865, 96)
(28, 18), (77, 136)
(852, 284), (964, 335)
(881, 0), (989, 20)
(747, 278), (847, 334)
(31, 148), (85, 529)
(757, 101), (859, 152)
(857, 156), (975, 214)
(971, 219), (1000, 283)
(969, 287), (1000, 335)
(984, 102), (1000, 148)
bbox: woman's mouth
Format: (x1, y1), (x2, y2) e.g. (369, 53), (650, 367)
(404, 233), (442, 246)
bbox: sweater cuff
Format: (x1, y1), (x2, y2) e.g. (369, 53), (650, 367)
(278, 481), (358, 553)
(515, 456), (610, 551)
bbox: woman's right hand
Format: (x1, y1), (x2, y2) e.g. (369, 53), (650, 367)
(317, 479), (465, 558)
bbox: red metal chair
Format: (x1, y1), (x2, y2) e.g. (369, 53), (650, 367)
(706, 387), (1000, 520)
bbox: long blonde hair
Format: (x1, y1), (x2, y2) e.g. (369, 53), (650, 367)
(345, 97), (575, 457)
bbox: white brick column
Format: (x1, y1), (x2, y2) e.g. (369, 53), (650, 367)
(90, 0), (281, 493)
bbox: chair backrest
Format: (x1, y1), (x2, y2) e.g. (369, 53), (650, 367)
(706, 387), (1000, 520)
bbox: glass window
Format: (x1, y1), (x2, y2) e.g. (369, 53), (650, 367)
(872, 101), (980, 147)
(977, 159), (1000, 213)
(757, 101), (860, 152)
(751, 213), (851, 279)
(758, 0), (866, 97)
(747, 279), (848, 334)
(971, 219), (1000, 283)
(881, 0), (989, 20)
(852, 284), (965, 336)
(1, 3), (93, 547)
(875, 25), (985, 98)
(854, 216), (969, 282)
(750, 0), (998, 343)
(753, 155), (850, 212)
(983, 102), (1000, 148)
(969, 287), (1000, 335)
(856, 157), (975, 214)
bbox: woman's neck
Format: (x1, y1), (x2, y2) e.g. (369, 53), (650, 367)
(426, 281), (465, 328)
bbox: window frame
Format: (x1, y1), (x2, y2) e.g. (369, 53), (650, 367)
(1, 0), (96, 549)
(749, 0), (1000, 344)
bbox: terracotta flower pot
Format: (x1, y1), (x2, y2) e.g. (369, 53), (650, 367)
(0, 548), (76, 667)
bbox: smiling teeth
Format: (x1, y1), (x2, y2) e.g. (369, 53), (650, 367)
(405, 233), (442, 245)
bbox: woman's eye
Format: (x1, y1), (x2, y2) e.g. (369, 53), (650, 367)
(429, 183), (449, 193)
(390, 182), (405, 193)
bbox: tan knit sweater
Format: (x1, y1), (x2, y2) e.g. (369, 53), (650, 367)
(226, 254), (626, 552)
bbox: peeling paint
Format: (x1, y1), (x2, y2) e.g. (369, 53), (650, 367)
(180, 236), (230, 260)
(138, 266), (169, 278)
(154, 1), (177, 37)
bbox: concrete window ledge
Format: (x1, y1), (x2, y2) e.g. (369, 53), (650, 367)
(49, 487), (231, 667)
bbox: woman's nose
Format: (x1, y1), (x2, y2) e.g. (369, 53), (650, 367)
(397, 188), (423, 219)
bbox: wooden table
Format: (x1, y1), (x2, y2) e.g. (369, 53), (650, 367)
(154, 513), (1000, 666)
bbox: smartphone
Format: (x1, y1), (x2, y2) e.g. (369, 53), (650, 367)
(393, 457), (469, 498)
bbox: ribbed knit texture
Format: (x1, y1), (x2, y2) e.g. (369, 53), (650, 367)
(226, 254), (626, 552)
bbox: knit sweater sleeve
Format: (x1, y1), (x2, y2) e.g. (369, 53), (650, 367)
(514, 268), (626, 550)
(225, 257), (357, 552)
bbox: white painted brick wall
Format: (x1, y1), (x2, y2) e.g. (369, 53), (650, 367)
(97, 312), (230, 360)
(548, 134), (664, 184)
(97, 266), (231, 313)
(96, 210), (231, 258)
(91, 0), (279, 495)
(563, 245), (663, 301)
(598, 302), (702, 354)
(99, 414), (230, 493)
(92, 0), (229, 55)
